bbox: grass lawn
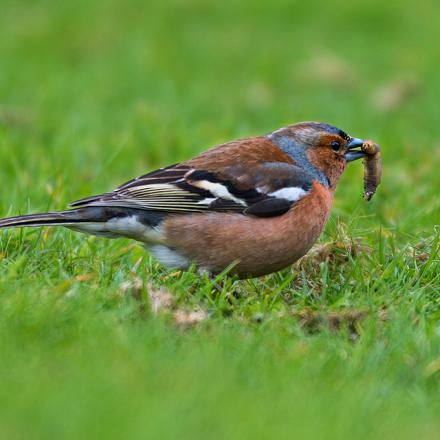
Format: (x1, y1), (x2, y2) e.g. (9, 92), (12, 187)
(0, 0), (439, 438)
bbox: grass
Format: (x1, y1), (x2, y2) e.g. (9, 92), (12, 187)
(0, 0), (439, 438)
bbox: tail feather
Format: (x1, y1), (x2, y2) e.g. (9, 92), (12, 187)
(0, 206), (164, 231)
(0, 210), (87, 228)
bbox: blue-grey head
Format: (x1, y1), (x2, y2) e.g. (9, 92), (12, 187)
(267, 122), (366, 189)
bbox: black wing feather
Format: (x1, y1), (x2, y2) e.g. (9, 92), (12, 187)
(69, 162), (312, 218)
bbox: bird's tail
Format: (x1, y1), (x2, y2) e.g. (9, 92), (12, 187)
(0, 208), (114, 229)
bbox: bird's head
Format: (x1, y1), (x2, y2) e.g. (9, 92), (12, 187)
(267, 122), (366, 190)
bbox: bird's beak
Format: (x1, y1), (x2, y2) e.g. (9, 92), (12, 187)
(345, 137), (366, 162)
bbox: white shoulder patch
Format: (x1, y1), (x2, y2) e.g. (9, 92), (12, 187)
(189, 179), (247, 206)
(268, 187), (308, 202)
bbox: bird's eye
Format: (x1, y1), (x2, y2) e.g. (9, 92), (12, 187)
(330, 141), (341, 151)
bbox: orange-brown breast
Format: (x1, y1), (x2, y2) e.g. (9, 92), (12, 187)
(162, 181), (333, 278)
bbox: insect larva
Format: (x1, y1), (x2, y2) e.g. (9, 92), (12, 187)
(361, 140), (382, 201)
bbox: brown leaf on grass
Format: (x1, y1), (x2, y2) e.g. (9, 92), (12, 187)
(120, 279), (208, 328)
(371, 76), (418, 112)
(291, 308), (366, 333)
(120, 277), (143, 298)
(296, 237), (369, 272)
(120, 277), (146, 313)
(377, 308), (388, 322)
(405, 237), (439, 263)
(146, 282), (175, 314)
(119, 278), (209, 326)
(173, 309), (208, 328)
(292, 238), (365, 291)
(290, 308), (387, 338)
(119, 278), (176, 314)
(415, 252), (430, 262)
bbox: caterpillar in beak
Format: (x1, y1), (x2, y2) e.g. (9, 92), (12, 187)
(361, 140), (382, 201)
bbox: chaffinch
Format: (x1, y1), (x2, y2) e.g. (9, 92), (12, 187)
(0, 122), (371, 278)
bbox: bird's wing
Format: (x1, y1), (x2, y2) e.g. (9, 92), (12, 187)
(70, 159), (313, 218)
(70, 137), (312, 217)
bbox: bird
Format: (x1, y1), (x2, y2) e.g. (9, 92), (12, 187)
(0, 121), (370, 278)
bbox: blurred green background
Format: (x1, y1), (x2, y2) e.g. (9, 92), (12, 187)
(0, 0), (439, 438)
